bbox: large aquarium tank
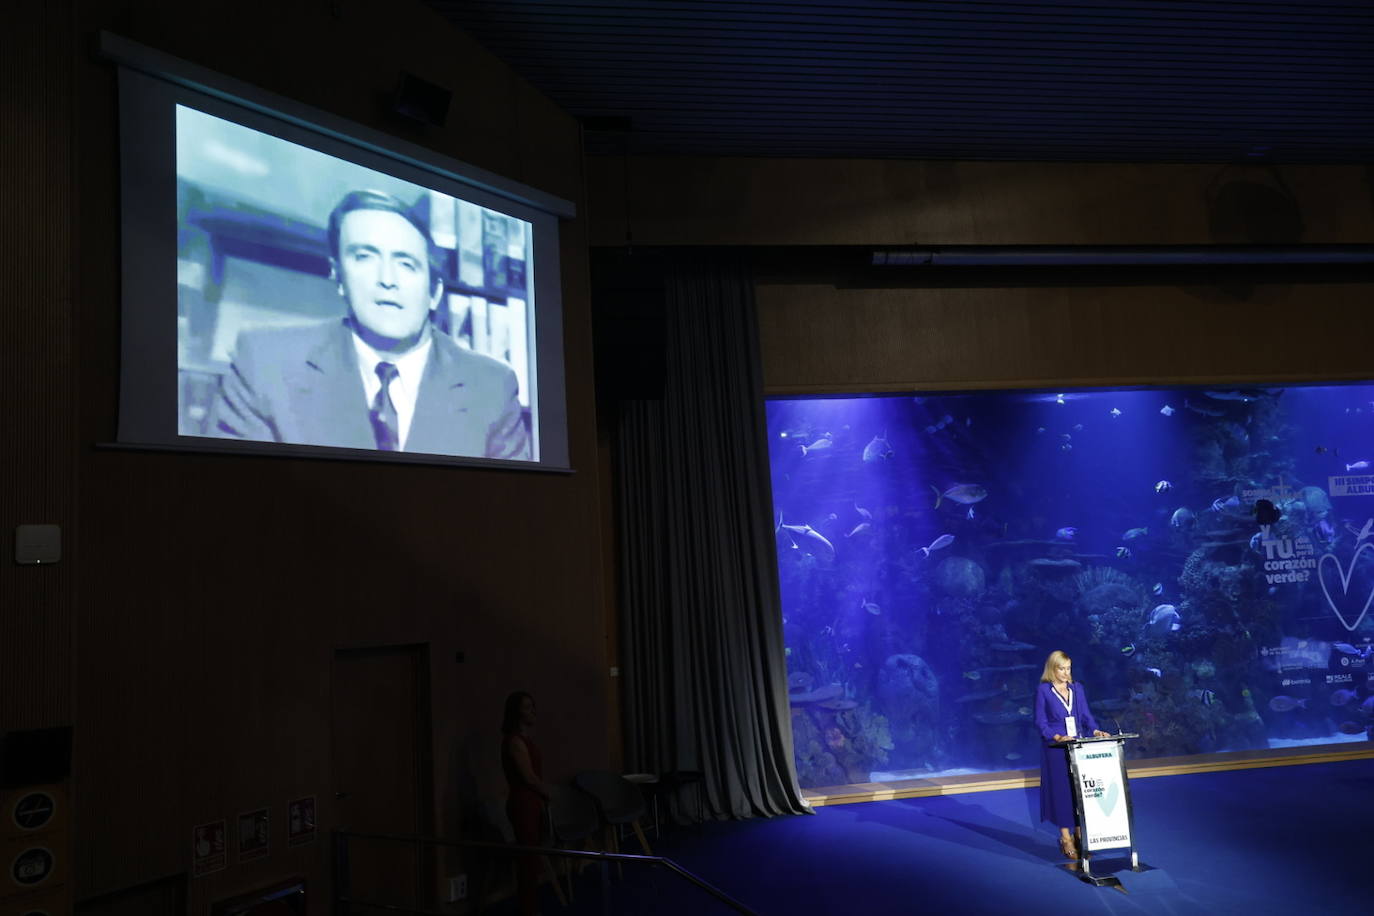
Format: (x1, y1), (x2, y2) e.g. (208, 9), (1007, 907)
(768, 383), (1374, 789)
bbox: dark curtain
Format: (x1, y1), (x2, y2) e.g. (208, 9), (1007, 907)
(616, 255), (810, 819)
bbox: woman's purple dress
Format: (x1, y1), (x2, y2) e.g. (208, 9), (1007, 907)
(1034, 680), (1101, 828)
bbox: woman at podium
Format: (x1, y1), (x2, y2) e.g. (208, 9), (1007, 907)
(1034, 650), (1109, 859)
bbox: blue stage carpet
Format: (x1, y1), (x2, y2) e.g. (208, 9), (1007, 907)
(553, 756), (1371, 915)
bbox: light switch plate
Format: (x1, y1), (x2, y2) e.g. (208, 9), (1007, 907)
(15, 524), (61, 565)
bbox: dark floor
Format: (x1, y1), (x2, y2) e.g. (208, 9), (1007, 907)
(499, 755), (1372, 915)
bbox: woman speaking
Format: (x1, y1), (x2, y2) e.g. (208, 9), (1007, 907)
(1034, 650), (1109, 859)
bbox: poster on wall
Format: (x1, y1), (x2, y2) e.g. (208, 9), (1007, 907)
(237, 807), (270, 863)
(192, 820), (227, 877)
(768, 383), (1374, 789)
(287, 797), (315, 847)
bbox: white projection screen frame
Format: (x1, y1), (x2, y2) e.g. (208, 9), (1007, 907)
(105, 32), (573, 471)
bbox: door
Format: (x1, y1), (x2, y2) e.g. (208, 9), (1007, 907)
(331, 644), (434, 912)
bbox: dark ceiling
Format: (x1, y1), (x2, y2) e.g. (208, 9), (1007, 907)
(429, 0), (1374, 163)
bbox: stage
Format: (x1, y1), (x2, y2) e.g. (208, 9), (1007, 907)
(576, 754), (1372, 915)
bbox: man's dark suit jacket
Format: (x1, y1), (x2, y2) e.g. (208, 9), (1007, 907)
(212, 318), (531, 459)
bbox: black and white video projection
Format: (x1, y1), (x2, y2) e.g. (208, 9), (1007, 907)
(111, 35), (572, 470)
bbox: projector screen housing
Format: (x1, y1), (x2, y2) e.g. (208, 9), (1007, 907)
(104, 33), (573, 471)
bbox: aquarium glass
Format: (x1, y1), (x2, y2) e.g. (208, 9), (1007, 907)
(768, 384), (1374, 789)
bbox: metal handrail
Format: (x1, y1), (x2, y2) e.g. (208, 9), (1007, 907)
(331, 828), (757, 915)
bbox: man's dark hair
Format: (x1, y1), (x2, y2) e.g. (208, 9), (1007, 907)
(501, 691), (534, 735)
(326, 189), (444, 289)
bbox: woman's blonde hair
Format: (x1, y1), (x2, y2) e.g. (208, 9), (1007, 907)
(1041, 649), (1072, 684)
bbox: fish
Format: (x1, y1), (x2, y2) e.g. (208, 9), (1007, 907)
(1145, 667), (1163, 678)
(920, 534), (956, 557)
(1152, 583), (1164, 596)
(1339, 722), (1366, 735)
(862, 433), (894, 462)
(1184, 398), (1225, 418)
(1170, 507), (1196, 529)
(845, 522), (873, 538)
(1329, 689), (1358, 706)
(1204, 390), (1253, 402)
(1268, 695), (1307, 712)
(1123, 527), (1149, 540)
(1035, 427), (1046, 434)
(931, 483), (988, 507)
(1187, 688), (1217, 706)
(1055, 526), (1078, 541)
(1146, 604), (1182, 634)
(1060, 442), (1072, 452)
(1155, 480), (1173, 493)
(776, 515), (836, 557)
(854, 503), (872, 521)
(963, 671), (982, 681)
(1210, 495), (1241, 513)
(1347, 519), (1374, 543)
(1253, 499), (1281, 526)
(1109, 407), (1122, 418)
(1055, 393), (1066, 405)
(967, 507), (976, 520)
(1005, 752), (1023, 761)
(1017, 707), (1031, 716)
(973, 709), (1031, 726)
(1073, 424), (1084, 432)
(956, 686), (1009, 702)
(800, 433), (834, 457)
(1160, 405), (1175, 416)
(1346, 460), (1371, 472)
(1121, 643), (1136, 656)
(1060, 433), (1072, 442)
(1250, 531), (1266, 552)
(1315, 445), (1335, 455)
(861, 598), (881, 615)
(1116, 546), (1132, 559)
(1333, 642), (1372, 657)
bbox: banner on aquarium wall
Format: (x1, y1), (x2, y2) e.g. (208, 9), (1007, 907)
(768, 384), (1374, 790)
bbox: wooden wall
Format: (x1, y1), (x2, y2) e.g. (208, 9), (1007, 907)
(3, 2), (609, 913)
(586, 156), (1374, 390)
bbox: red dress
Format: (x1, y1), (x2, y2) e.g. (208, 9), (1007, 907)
(502, 733), (546, 841)
(502, 733), (545, 915)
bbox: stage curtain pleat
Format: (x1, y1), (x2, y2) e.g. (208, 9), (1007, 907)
(615, 254), (811, 820)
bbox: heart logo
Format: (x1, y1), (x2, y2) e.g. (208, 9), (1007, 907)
(1096, 780), (1120, 817)
(1318, 540), (1374, 633)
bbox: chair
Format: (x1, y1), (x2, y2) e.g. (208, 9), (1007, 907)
(472, 794), (567, 912)
(574, 770), (653, 856)
(547, 784), (602, 899)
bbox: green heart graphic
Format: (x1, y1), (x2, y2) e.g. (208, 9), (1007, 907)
(1097, 780), (1120, 816)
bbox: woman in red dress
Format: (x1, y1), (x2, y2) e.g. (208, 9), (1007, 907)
(502, 691), (550, 915)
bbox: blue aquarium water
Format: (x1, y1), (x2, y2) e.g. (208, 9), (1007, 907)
(767, 384), (1374, 789)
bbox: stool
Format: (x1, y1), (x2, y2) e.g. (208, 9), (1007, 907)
(621, 772), (660, 837)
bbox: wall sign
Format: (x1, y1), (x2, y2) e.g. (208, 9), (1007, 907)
(192, 820), (226, 877)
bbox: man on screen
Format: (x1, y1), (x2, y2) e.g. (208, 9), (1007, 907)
(212, 189), (530, 459)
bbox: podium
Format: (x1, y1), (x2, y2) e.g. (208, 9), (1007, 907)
(1056, 733), (1151, 887)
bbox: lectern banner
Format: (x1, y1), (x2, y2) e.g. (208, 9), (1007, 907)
(1072, 741), (1132, 851)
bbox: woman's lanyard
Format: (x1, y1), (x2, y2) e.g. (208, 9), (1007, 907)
(1055, 684), (1073, 715)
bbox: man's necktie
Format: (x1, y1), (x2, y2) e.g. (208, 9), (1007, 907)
(370, 361), (400, 450)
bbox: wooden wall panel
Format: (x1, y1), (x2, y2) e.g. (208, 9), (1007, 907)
(757, 282), (1374, 394)
(57, 1), (608, 912)
(1, 8), (74, 728)
(587, 156), (1374, 248)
